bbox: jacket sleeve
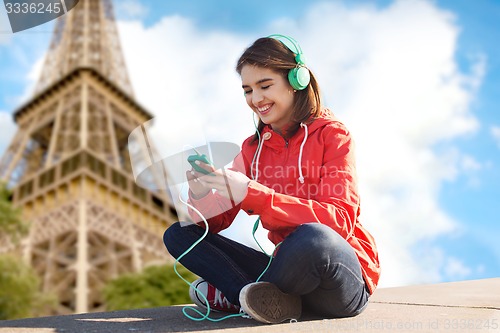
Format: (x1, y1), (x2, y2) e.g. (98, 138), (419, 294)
(240, 125), (359, 240)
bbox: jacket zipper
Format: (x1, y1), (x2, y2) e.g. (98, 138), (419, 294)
(283, 140), (290, 168)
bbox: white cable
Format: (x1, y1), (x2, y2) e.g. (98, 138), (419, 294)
(253, 139), (264, 182)
(250, 114), (263, 181)
(178, 185), (209, 228)
(297, 123), (308, 184)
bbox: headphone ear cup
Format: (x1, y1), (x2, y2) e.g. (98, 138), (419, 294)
(288, 66), (310, 90)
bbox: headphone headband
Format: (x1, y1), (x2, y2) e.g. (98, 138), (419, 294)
(267, 34), (304, 61)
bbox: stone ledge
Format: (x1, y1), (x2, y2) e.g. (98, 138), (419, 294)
(1, 278), (499, 333)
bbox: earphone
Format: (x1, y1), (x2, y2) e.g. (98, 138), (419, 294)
(267, 34), (311, 91)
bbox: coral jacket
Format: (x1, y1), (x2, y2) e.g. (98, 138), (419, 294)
(189, 108), (381, 294)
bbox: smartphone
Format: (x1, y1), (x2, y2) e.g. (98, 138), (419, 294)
(187, 149), (213, 175)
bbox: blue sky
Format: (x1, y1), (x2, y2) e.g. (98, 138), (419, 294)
(0, 0), (499, 288)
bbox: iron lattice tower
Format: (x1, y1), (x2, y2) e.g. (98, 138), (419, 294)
(0, 0), (176, 314)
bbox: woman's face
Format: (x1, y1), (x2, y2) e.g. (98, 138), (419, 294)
(240, 65), (295, 134)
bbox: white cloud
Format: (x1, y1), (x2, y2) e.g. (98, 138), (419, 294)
(413, 247), (473, 281)
(444, 257), (472, 280)
(460, 155), (483, 188)
(0, 22), (51, 110)
(0, 52), (45, 113)
(118, 16), (254, 155)
(0, 112), (16, 154)
(16, 54), (45, 104)
(461, 155), (481, 172)
(492, 126), (500, 149)
(113, 0), (484, 288)
(115, 0), (150, 20)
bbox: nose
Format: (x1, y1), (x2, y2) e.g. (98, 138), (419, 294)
(251, 90), (264, 106)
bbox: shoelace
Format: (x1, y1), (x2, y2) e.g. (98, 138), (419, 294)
(213, 289), (236, 309)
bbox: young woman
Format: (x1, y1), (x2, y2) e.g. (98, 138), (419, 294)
(163, 35), (381, 324)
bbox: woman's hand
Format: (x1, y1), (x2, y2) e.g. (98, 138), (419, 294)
(186, 163), (212, 199)
(187, 160), (250, 203)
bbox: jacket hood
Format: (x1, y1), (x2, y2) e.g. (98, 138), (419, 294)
(306, 107), (337, 133)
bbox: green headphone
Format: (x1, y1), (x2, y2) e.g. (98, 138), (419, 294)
(268, 34), (311, 90)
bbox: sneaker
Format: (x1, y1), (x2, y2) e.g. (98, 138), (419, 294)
(189, 278), (241, 313)
(239, 282), (301, 324)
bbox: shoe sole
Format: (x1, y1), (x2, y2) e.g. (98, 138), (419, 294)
(239, 282), (301, 324)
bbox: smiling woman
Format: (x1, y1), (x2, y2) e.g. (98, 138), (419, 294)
(162, 34), (380, 325)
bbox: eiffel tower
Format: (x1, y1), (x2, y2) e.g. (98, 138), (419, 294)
(0, 0), (176, 314)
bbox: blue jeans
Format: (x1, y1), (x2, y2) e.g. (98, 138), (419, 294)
(163, 222), (369, 318)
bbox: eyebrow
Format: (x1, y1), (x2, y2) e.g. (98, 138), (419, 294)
(242, 78), (274, 89)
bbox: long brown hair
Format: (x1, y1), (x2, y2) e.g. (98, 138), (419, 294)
(236, 37), (322, 141)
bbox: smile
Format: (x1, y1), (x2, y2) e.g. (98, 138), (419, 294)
(257, 104), (273, 115)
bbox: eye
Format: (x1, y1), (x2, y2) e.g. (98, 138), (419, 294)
(262, 85), (272, 90)
(243, 89), (252, 95)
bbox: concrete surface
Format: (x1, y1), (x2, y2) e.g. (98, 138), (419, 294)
(0, 278), (499, 333)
